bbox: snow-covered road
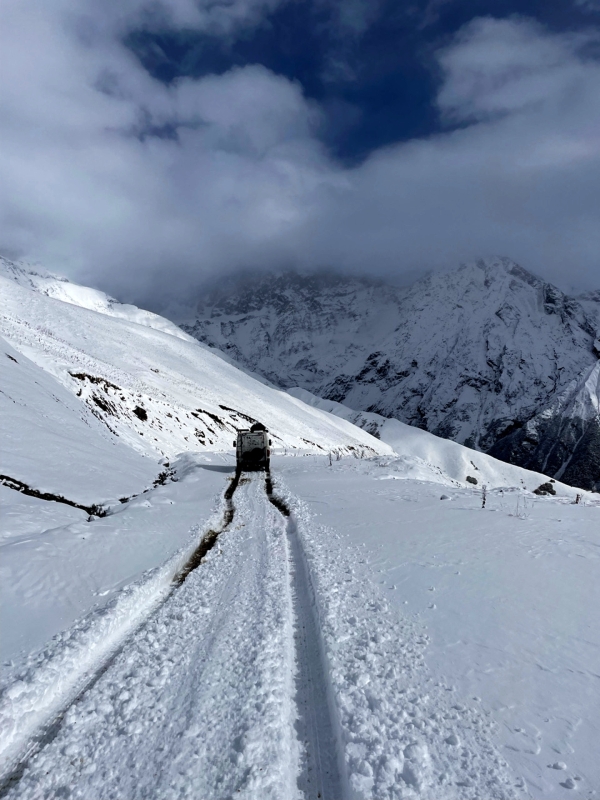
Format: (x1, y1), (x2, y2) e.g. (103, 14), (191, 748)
(1, 262), (596, 798)
(2, 477), (299, 798)
(1, 469), (519, 800)
(281, 456), (600, 798)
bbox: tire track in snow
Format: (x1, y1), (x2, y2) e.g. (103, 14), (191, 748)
(287, 517), (345, 800)
(174, 467), (241, 585)
(266, 471), (345, 800)
(1, 477), (299, 800)
(3, 472), (344, 800)
(0, 471), (241, 796)
(275, 475), (521, 800)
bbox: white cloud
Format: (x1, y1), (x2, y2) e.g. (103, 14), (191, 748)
(0, 0), (329, 298)
(312, 17), (600, 286)
(437, 17), (597, 120)
(0, 5), (599, 304)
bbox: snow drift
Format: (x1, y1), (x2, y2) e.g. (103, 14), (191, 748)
(288, 387), (586, 497)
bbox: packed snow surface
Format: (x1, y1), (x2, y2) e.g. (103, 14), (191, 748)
(2, 259), (598, 799)
(280, 456), (600, 798)
(2, 469), (525, 800)
(2, 455), (598, 798)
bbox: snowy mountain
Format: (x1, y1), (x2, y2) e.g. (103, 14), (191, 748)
(2, 258), (599, 800)
(176, 259), (600, 489)
(0, 257), (391, 506)
(0, 257), (189, 341)
(490, 360), (600, 490)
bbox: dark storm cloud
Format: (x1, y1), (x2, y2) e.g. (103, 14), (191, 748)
(0, 0), (599, 307)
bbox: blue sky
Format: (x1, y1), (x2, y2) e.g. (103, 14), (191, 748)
(126, 0), (597, 162)
(0, 0), (599, 304)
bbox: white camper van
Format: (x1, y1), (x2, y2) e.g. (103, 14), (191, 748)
(234, 423), (271, 471)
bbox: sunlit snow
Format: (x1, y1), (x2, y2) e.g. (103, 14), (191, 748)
(1, 261), (598, 799)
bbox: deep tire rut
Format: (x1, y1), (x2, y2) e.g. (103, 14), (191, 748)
(175, 468), (241, 585)
(288, 517), (344, 800)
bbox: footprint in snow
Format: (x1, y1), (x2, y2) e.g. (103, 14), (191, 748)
(560, 777), (580, 789)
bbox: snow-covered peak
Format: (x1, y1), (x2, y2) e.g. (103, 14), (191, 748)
(422, 256), (543, 292)
(0, 256), (190, 341)
(401, 256), (586, 333)
(177, 258), (600, 490)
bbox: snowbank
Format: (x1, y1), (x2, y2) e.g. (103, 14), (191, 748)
(288, 387), (587, 497)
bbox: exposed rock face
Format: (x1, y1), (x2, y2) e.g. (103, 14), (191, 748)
(490, 362), (600, 491)
(175, 258), (600, 490)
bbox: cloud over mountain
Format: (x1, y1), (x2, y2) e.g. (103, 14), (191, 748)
(1, 1), (598, 306)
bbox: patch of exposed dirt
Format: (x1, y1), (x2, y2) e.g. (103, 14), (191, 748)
(175, 468), (242, 585)
(70, 373), (120, 391)
(219, 405), (258, 427)
(0, 475), (107, 517)
(265, 470), (290, 517)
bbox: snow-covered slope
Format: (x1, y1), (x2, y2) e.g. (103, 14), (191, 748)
(177, 259), (600, 489)
(1, 339), (157, 506)
(287, 387), (585, 497)
(0, 261), (390, 506)
(3, 262), (599, 800)
(0, 257), (189, 340)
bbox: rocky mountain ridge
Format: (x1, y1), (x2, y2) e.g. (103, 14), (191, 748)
(176, 259), (600, 489)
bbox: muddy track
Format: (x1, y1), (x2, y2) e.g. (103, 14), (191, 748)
(175, 468), (241, 585)
(265, 468), (291, 517)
